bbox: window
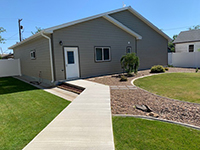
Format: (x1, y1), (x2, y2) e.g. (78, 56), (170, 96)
(189, 45), (194, 52)
(30, 50), (36, 59)
(95, 47), (110, 62)
(126, 46), (132, 53)
(67, 51), (74, 64)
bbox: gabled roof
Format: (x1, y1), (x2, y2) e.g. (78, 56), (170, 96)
(9, 6), (170, 49)
(173, 29), (200, 44)
(43, 6), (130, 33)
(103, 15), (142, 40)
(43, 6), (170, 40)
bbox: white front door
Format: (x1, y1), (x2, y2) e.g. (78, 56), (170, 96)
(64, 47), (80, 80)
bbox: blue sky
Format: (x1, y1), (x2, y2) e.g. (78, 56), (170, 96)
(1, 0), (200, 53)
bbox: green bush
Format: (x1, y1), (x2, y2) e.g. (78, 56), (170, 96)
(120, 53), (139, 76)
(150, 65), (165, 73)
(168, 64), (174, 67)
(164, 67), (169, 71)
(120, 75), (127, 81)
(196, 68), (198, 73)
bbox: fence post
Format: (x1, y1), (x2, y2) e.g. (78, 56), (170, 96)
(18, 59), (22, 76)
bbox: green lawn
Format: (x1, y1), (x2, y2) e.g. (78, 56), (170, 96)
(0, 77), (70, 150)
(113, 116), (200, 150)
(134, 73), (200, 103)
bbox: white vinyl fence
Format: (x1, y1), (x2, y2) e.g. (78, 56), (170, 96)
(168, 52), (200, 68)
(0, 59), (21, 77)
(168, 53), (172, 65)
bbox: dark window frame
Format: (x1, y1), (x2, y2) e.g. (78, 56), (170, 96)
(94, 47), (111, 62)
(126, 46), (132, 53)
(189, 45), (194, 52)
(30, 50), (36, 60)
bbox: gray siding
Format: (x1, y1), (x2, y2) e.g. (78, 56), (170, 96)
(14, 36), (51, 82)
(53, 17), (136, 80)
(110, 10), (168, 69)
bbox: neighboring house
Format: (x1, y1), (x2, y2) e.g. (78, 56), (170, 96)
(9, 6), (170, 85)
(173, 30), (200, 53)
(0, 53), (14, 59)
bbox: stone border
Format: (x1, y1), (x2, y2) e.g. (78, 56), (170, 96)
(113, 114), (200, 130)
(131, 73), (200, 106)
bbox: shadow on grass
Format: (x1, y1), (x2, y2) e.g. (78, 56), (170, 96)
(0, 77), (37, 95)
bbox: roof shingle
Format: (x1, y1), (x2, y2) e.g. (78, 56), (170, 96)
(173, 29), (200, 43)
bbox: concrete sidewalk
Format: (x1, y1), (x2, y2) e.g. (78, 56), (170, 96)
(23, 80), (115, 150)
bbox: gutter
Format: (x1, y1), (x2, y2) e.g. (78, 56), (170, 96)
(41, 32), (54, 83)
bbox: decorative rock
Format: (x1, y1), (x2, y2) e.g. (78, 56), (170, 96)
(135, 104), (152, 112)
(147, 112), (159, 118)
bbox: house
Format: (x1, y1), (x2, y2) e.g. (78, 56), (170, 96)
(0, 53), (14, 59)
(173, 30), (200, 53)
(9, 6), (170, 85)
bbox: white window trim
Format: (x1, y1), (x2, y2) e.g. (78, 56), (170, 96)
(95, 47), (111, 62)
(188, 44), (194, 52)
(126, 46), (132, 53)
(30, 50), (36, 60)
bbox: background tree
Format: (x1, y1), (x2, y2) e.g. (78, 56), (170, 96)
(0, 27), (6, 44)
(31, 27), (43, 35)
(189, 25), (200, 30)
(120, 52), (139, 76)
(168, 34), (177, 52)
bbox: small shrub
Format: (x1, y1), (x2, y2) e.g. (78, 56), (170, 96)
(168, 64), (174, 67)
(120, 75), (127, 81)
(196, 68), (198, 73)
(164, 67), (169, 71)
(150, 65), (165, 73)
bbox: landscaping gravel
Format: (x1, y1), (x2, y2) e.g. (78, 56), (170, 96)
(86, 67), (200, 127)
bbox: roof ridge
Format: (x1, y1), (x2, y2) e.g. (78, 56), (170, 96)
(174, 29), (200, 44)
(44, 6), (130, 33)
(180, 29), (200, 33)
(9, 6), (171, 49)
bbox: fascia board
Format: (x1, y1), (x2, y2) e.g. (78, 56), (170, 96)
(44, 7), (130, 32)
(103, 15), (142, 40)
(8, 32), (50, 49)
(9, 7), (130, 49)
(127, 7), (171, 41)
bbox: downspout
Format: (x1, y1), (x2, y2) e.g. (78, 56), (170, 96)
(135, 38), (138, 55)
(41, 32), (54, 83)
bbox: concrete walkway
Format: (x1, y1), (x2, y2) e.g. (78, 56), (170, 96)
(44, 87), (78, 101)
(23, 79), (115, 150)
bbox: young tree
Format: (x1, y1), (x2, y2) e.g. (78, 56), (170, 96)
(0, 27), (6, 44)
(31, 27), (43, 35)
(168, 34), (177, 52)
(120, 52), (139, 76)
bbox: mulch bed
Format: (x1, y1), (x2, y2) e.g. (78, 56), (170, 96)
(86, 67), (200, 127)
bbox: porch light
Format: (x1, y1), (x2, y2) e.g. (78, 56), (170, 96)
(59, 41), (63, 46)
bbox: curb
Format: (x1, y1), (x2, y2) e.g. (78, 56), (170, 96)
(131, 73), (200, 106)
(113, 114), (200, 130)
